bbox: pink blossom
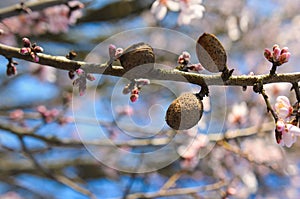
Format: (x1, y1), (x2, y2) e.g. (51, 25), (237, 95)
(9, 109), (24, 121)
(277, 123), (300, 148)
(227, 102), (248, 125)
(178, 51), (191, 65)
(178, 0), (205, 25)
(274, 96), (293, 119)
(178, 134), (209, 169)
(151, 0), (180, 20)
(188, 63), (204, 72)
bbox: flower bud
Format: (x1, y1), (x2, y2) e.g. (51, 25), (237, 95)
(75, 69), (85, 76)
(108, 44), (116, 59)
(276, 120), (285, 132)
(33, 46), (43, 53)
(279, 52), (291, 64)
(136, 78), (150, 87)
(281, 47), (289, 54)
(6, 65), (17, 76)
(115, 48), (123, 59)
(130, 94), (139, 102)
(264, 48), (272, 62)
(272, 46), (281, 62)
(20, 47), (31, 55)
(22, 37), (31, 47)
(86, 73), (95, 81)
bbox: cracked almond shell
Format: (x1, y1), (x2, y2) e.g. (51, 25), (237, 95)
(166, 93), (203, 130)
(196, 33), (227, 73)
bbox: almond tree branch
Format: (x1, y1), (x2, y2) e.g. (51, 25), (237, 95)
(126, 180), (227, 199)
(1, 43), (300, 87)
(0, 0), (72, 19)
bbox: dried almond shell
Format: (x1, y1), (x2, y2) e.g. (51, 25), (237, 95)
(166, 93), (203, 130)
(196, 33), (227, 73)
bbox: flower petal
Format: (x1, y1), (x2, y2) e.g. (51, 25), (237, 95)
(166, 0), (180, 11)
(282, 131), (295, 148)
(151, 1), (168, 20)
(287, 124), (300, 136)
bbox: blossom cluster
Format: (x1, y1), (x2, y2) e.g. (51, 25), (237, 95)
(264, 44), (291, 66)
(151, 0), (205, 25)
(176, 51), (204, 72)
(122, 79), (150, 102)
(71, 69), (96, 96)
(0, 1), (84, 45)
(19, 37), (43, 63)
(274, 96), (300, 147)
(108, 44), (124, 65)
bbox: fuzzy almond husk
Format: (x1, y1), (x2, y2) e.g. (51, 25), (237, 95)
(166, 93), (203, 130)
(196, 33), (227, 73)
(119, 43), (155, 72)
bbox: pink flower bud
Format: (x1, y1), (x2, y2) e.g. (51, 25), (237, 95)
(115, 48), (123, 59)
(6, 65), (17, 76)
(131, 88), (139, 95)
(177, 51), (191, 65)
(188, 63), (204, 72)
(22, 37), (31, 47)
(280, 47), (289, 54)
(276, 120), (285, 132)
(136, 78), (150, 87)
(34, 55), (39, 63)
(75, 69), (85, 76)
(37, 105), (47, 114)
(109, 44), (117, 59)
(86, 73), (95, 81)
(264, 48), (272, 62)
(182, 51), (191, 60)
(272, 44), (279, 51)
(33, 46), (43, 53)
(130, 94), (139, 102)
(9, 109), (24, 121)
(279, 52), (291, 64)
(272, 46), (281, 62)
(20, 47), (31, 55)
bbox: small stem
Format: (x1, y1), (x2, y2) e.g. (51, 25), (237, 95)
(292, 82), (300, 102)
(196, 83), (209, 100)
(260, 89), (278, 122)
(269, 62), (280, 76)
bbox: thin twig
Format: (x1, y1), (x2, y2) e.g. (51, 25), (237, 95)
(126, 180), (227, 199)
(260, 89), (278, 122)
(18, 136), (97, 199)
